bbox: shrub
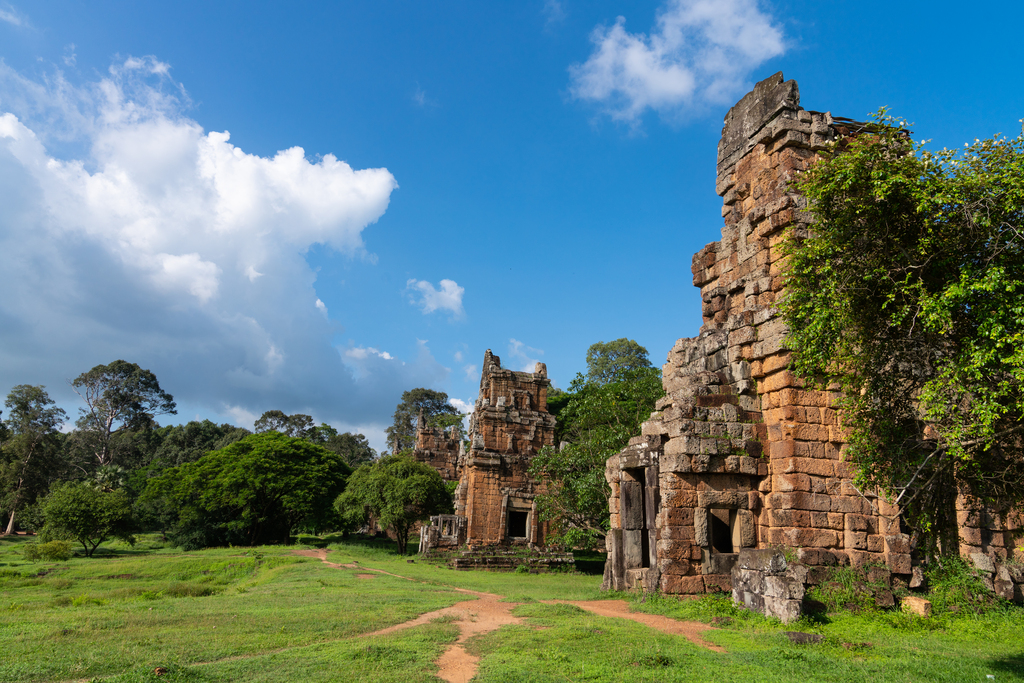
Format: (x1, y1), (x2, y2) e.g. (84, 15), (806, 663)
(926, 555), (1001, 613)
(22, 541), (74, 562)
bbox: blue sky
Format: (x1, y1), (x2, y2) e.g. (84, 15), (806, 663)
(1, 1), (1021, 450)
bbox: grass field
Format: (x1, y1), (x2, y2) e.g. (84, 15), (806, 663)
(1, 534), (1022, 682)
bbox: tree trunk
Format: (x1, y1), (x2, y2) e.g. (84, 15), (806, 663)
(3, 485), (22, 536)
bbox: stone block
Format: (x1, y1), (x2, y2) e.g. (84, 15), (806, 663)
(694, 507), (708, 547)
(969, 552), (995, 574)
(886, 553), (912, 574)
(902, 596), (932, 617)
(737, 548), (787, 573)
(662, 574), (705, 594)
(994, 580), (1014, 601)
(884, 534), (911, 555)
(785, 527), (838, 548)
(765, 597), (802, 623)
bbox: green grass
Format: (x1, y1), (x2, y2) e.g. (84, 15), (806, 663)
(467, 597), (1024, 682)
(2, 533), (1022, 682)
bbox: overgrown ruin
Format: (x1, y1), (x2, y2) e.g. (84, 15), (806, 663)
(601, 73), (1023, 605)
(417, 350), (557, 556)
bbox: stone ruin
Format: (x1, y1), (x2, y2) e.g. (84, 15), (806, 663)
(602, 72), (1024, 609)
(417, 349), (558, 556)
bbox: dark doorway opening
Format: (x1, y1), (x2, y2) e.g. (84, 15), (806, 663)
(507, 510), (528, 538)
(710, 509), (734, 554)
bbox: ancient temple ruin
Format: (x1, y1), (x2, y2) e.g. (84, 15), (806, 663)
(418, 350), (557, 553)
(602, 73), (1023, 601)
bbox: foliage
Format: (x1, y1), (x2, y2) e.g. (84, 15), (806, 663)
(1, 385), (68, 534)
(307, 425), (378, 467)
(22, 540), (73, 562)
(585, 338), (653, 385)
(925, 554), (1004, 614)
(71, 360), (177, 468)
(334, 453), (452, 554)
(254, 410), (315, 437)
(529, 367), (664, 548)
(40, 481), (136, 556)
(384, 388), (459, 453)
(146, 432), (351, 548)
(782, 111), (1024, 554)
(149, 420), (250, 468)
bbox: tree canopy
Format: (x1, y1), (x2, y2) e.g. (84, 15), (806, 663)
(1, 386), (68, 535)
(71, 360), (176, 467)
(585, 338), (653, 385)
(335, 453), (451, 554)
(41, 482), (136, 557)
(384, 388), (459, 453)
(146, 431), (351, 548)
(782, 111), (1024, 555)
(529, 366), (664, 549)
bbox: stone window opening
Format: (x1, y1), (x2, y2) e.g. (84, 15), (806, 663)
(709, 508), (737, 554)
(507, 510), (529, 539)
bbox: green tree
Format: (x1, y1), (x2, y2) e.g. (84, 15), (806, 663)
(334, 453), (452, 554)
(309, 427), (377, 467)
(254, 410), (315, 438)
(384, 389), (459, 453)
(41, 482), (136, 557)
(1, 386), (68, 535)
(71, 360), (176, 467)
(529, 366), (664, 549)
(146, 431), (351, 548)
(585, 338), (653, 385)
(782, 111), (1024, 555)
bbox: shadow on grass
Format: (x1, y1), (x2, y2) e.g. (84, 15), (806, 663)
(989, 652), (1024, 676)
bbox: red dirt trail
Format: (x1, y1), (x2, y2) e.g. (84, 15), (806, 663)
(295, 548), (725, 683)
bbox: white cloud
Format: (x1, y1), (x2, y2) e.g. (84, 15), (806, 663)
(0, 3), (27, 27)
(463, 364), (478, 381)
(543, 0), (566, 27)
(0, 57), (449, 438)
(344, 346), (394, 362)
(453, 350), (463, 362)
(63, 44), (77, 68)
(406, 278), (465, 318)
(569, 0), (785, 125)
(449, 397), (474, 414)
(508, 338), (544, 373)
(315, 298), (328, 316)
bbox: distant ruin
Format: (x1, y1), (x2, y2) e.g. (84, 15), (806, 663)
(417, 350), (556, 553)
(602, 73), (1023, 603)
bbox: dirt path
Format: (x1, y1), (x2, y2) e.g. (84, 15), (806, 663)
(295, 548), (520, 683)
(296, 549), (725, 682)
(542, 600), (726, 653)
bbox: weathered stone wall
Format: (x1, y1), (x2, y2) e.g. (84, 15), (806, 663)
(412, 426), (462, 483)
(420, 349), (557, 551)
(604, 72), (906, 595)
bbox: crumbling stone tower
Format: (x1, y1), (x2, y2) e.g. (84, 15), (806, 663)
(604, 72), (1023, 598)
(418, 349), (557, 551)
(603, 73), (911, 594)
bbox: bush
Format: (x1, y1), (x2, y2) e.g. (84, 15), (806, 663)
(22, 541), (74, 562)
(926, 555), (1002, 613)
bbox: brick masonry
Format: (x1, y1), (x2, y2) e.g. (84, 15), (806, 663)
(418, 349), (557, 551)
(602, 72), (1023, 597)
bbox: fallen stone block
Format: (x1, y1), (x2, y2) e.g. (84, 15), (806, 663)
(901, 596), (932, 617)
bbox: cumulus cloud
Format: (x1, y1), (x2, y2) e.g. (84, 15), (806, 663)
(0, 57), (448, 446)
(406, 278), (465, 318)
(508, 338), (544, 373)
(569, 0), (785, 125)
